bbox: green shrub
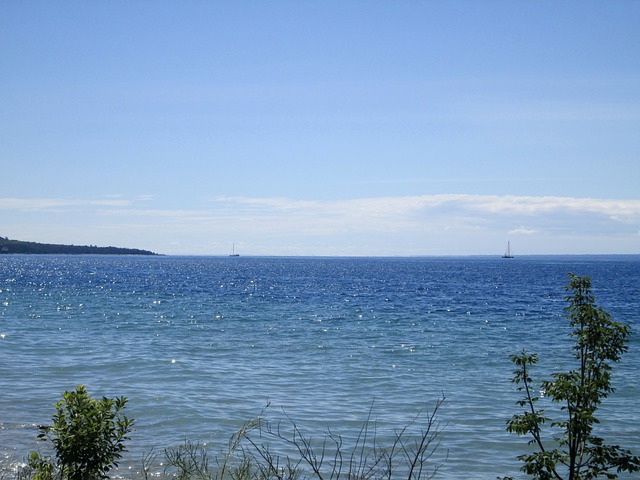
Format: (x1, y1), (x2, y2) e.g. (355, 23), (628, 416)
(29, 385), (134, 480)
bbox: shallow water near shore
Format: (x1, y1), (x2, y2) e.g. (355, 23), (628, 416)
(1, 255), (639, 479)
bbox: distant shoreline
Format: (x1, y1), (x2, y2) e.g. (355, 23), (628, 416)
(0, 237), (159, 256)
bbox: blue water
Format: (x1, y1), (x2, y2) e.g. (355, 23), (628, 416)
(1, 255), (639, 479)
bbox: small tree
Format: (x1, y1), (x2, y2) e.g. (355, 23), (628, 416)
(502, 274), (640, 480)
(29, 385), (134, 480)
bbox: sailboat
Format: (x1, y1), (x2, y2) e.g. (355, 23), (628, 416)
(502, 241), (514, 259)
(230, 243), (239, 257)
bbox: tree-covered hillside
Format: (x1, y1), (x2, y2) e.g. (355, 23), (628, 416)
(0, 237), (158, 255)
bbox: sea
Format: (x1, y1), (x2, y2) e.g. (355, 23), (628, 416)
(1, 255), (639, 479)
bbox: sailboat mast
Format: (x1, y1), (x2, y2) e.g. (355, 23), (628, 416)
(502, 241), (514, 258)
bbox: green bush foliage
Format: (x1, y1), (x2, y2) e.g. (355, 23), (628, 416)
(29, 385), (134, 480)
(501, 274), (640, 480)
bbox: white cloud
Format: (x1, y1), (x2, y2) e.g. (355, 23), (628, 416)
(5, 194), (640, 228)
(431, 195), (640, 224)
(0, 197), (131, 210)
(509, 227), (537, 235)
(213, 194), (640, 224)
(2, 194), (639, 255)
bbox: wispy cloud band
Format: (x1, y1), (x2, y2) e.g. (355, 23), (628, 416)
(3, 193), (639, 223)
(0, 197), (131, 211)
(2, 194), (639, 255)
(212, 194), (640, 223)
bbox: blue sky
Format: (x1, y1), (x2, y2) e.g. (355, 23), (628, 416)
(1, 1), (639, 255)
